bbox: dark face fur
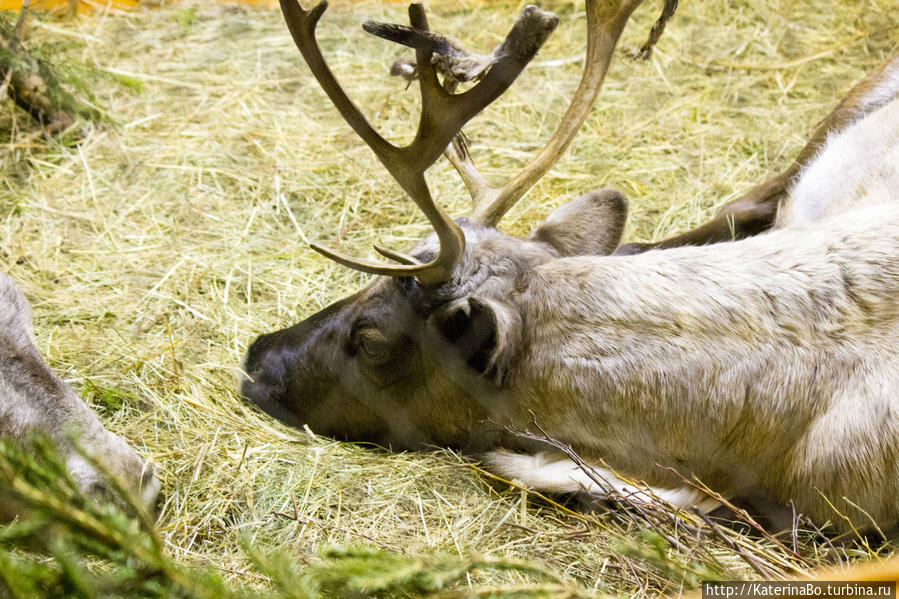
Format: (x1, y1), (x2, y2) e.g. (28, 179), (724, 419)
(242, 225), (531, 452)
(241, 190), (628, 452)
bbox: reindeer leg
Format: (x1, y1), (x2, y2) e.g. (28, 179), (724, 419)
(614, 171), (788, 255)
(616, 54), (899, 255)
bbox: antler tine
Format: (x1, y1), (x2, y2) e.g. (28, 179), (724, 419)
(281, 0), (558, 284)
(455, 0), (648, 227)
(280, 0), (393, 163)
(280, 0), (462, 284)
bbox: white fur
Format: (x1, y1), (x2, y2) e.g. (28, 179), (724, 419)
(485, 450), (722, 513)
(779, 97), (899, 226)
(850, 59), (899, 116)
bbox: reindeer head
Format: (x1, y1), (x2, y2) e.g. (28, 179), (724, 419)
(242, 0), (643, 452)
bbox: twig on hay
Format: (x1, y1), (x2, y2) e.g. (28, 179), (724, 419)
(272, 494), (401, 553)
(509, 414), (700, 555)
(693, 508), (780, 579)
(658, 464), (816, 572)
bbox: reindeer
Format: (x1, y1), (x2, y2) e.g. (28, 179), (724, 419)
(0, 272), (160, 520)
(242, 0), (899, 532)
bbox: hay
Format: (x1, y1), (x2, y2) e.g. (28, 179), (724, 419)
(0, 0), (896, 595)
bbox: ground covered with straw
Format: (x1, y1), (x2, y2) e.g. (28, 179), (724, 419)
(1, 0), (897, 596)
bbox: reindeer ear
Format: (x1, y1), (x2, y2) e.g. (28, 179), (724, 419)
(431, 296), (522, 386)
(529, 188), (628, 257)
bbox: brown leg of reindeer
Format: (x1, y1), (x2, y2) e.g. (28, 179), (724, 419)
(614, 55), (899, 255)
(614, 172), (789, 255)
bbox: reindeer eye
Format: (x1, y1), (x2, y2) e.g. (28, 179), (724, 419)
(356, 329), (391, 363)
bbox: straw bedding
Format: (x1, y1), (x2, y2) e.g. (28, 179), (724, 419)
(0, 0), (896, 594)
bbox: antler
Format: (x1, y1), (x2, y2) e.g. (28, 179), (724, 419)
(280, 0), (557, 284)
(373, 1), (650, 228)
(472, 0), (647, 227)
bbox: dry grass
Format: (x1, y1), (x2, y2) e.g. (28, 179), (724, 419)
(1, 0), (897, 595)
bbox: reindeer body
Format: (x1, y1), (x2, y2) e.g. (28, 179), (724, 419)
(486, 95), (899, 529)
(0, 273), (159, 519)
(490, 207), (897, 525)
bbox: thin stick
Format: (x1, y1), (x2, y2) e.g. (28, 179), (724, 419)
(272, 505), (401, 553)
(694, 508), (780, 579)
(9, 0), (31, 53)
